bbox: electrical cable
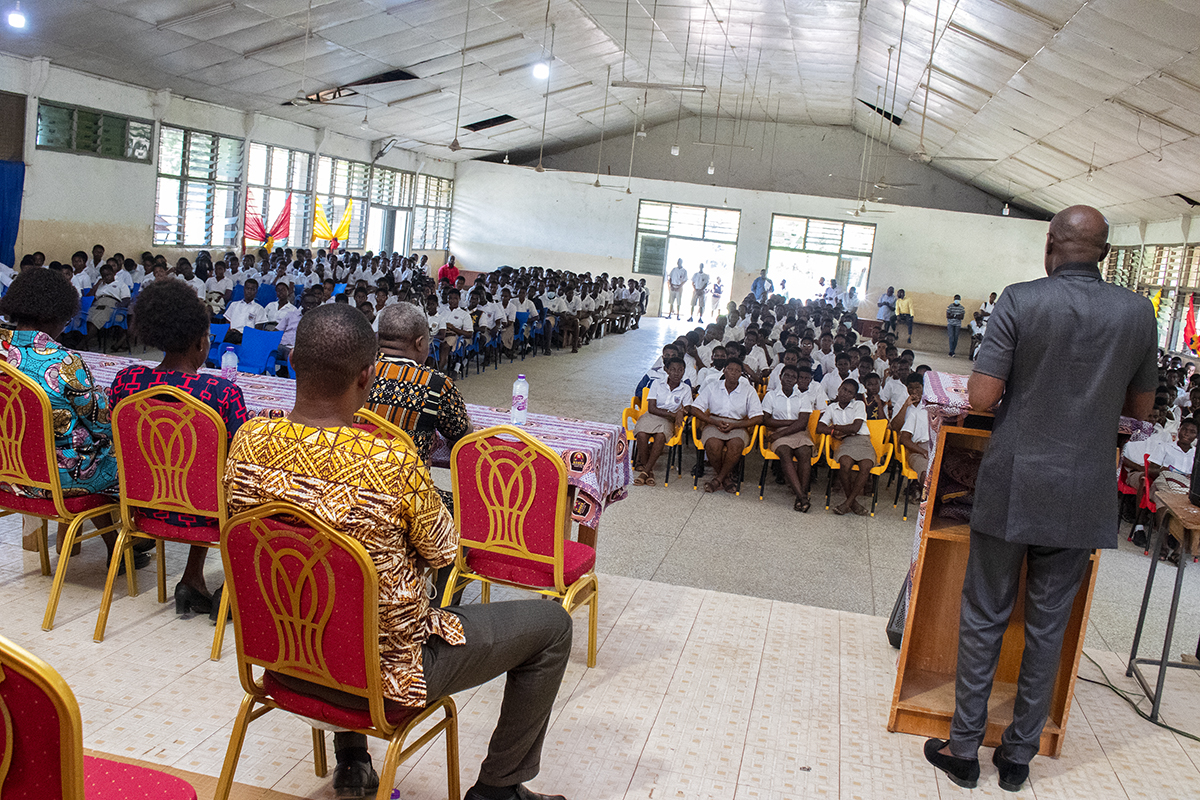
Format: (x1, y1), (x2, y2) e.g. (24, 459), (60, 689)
(1079, 651), (1200, 743)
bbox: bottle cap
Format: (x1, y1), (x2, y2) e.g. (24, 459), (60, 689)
(518, 374), (526, 380)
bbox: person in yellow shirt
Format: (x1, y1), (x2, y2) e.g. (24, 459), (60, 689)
(894, 288), (915, 343)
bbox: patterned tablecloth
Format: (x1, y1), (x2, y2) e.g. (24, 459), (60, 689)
(80, 352), (631, 528)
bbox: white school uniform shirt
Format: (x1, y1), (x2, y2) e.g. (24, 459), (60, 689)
(71, 271), (94, 294)
(650, 379), (692, 414)
(114, 270), (135, 290)
(693, 377), (762, 419)
(441, 307), (473, 334)
(820, 400), (868, 436)
(278, 308), (303, 348)
(84, 258), (102, 281)
(224, 299), (266, 332)
(627, 287), (643, 306)
(900, 405), (931, 446)
(1151, 439), (1195, 475)
(820, 371), (850, 402)
(1122, 436), (1157, 469)
(93, 280), (130, 303)
(691, 271), (710, 294)
(696, 340), (719, 368)
(813, 349), (837, 374)
(762, 386), (819, 422)
(694, 366), (726, 388)
(723, 326), (745, 344)
(668, 265), (688, 289)
(969, 319), (986, 337)
(505, 298), (538, 323)
(980, 300), (995, 317)
(579, 296), (597, 316)
(264, 300), (297, 324)
(880, 378), (910, 417)
(206, 275), (234, 296)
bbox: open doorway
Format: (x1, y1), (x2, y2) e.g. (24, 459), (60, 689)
(660, 240), (737, 321)
(764, 214), (876, 303)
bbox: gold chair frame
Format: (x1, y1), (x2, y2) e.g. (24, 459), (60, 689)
(0, 361), (127, 632)
(215, 503), (459, 800)
(442, 425), (599, 667)
(98, 386), (232, 658)
(352, 407), (419, 451)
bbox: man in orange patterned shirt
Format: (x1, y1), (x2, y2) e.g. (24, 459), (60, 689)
(225, 304), (572, 800)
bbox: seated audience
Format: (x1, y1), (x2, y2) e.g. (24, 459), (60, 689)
(0, 269), (146, 570)
(222, 277), (266, 344)
(109, 278), (250, 616)
(688, 359), (763, 494)
(762, 364), (821, 512)
(818, 378), (875, 516)
(632, 357), (690, 486)
(895, 374), (931, 496)
(224, 305), (571, 800)
(85, 262), (131, 350)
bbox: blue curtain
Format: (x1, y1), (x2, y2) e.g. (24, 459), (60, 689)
(0, 160), (25, 268)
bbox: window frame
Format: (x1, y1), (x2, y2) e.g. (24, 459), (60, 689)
(35, 100), (154, 164)
(411, 174), (453, 250)
(245, 141), (314, 249)
(631, 199), (741, 276)
(154, 124), (245, 248)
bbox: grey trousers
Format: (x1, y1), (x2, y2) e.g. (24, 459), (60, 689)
(948, 530), (1091, 765)
(322, 599), (572, 787)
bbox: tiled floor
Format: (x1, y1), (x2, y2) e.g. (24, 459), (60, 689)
(4, 316), (1200, 799)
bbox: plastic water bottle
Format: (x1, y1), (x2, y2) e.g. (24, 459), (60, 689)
(510, 374), (529, 425)
(220, 346), (239, 383)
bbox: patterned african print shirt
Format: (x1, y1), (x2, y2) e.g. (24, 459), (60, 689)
(0, 329), (118, 497)
(365, 355), (472, 463)
(224, 417), (465, 706)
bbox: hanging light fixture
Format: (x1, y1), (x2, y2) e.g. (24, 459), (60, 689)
(1002, 203), (1010, 216)
(707, 161), (715, 175)
(532, 62), (550, 80)
(8, 1), (25, 28)
(671, 144), (680, 156)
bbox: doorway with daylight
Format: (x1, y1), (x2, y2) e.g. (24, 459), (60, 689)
(631, 200), (740, 321)
(765, 214), (876, 305)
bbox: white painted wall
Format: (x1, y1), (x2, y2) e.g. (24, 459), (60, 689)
(0, 52), (453, 262)
(450, 160), (1049, 324)
(1111, 216), (1194, 247)
(535, 116), (1024, 218)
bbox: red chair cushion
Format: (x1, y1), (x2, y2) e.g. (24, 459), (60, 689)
(84, 755), (197, 799)
(0, 490), (114, 517)
(466, 540), (596, 589)
(261, 672), (420, 730)
(131, 515), (221, 544)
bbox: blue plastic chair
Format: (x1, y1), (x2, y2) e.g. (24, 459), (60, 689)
(231, 284), (244, 302)
(130, 283), (140, 301)
(237, 328), (284, 375)
(68, 297), (94, 337)
(207, 323), (231, 366)
(255, 283), (277, 307)
(512, 311), (530, 361)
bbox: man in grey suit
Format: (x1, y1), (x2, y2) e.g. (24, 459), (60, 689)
(924, 206), (1158, 791)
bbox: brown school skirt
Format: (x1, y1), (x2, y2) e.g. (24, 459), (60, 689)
(701, 416), (750, 447)
(831, 433), (875, 465)
(769, 429), (814, 454)
(634, 413), (675, 437)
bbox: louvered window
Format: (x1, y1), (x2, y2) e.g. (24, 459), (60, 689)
(315, 156), (371, 248)
(154, 125), (243, 247)
(36, 101), (151, 162)
(246, 142), (312, 248)
(412, 175), (453, 249)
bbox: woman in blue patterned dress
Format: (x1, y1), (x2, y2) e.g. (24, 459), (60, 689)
(0, 268), (148, 570)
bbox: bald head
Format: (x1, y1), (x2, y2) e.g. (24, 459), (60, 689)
(1045, 205), (1110, 275)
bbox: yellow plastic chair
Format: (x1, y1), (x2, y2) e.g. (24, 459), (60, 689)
(758, 411), (824, 501)
(893, 442), (922, 521)
(691, 417), (756, 495)
(823, 418), (894, 515)
(661, 419), (687, 487)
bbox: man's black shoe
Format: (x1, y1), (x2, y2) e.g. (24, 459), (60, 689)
(464, 785), (567, 800)
(332, 759), (379, 798)
(923, 738), (979, 789)
(992, 747), (1029, 792)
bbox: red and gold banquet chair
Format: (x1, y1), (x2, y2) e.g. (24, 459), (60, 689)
(823, 419), (895, 515)
(352, 407), (419, 450)
(0, 632), (198, 799)
(96, 386), (232, 658)
(0, 361), (126, 632)
(442, 425), (599, 667)
(215, 503), (460, 800)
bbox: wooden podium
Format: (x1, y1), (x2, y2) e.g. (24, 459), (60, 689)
(887, 411), (1099, 757)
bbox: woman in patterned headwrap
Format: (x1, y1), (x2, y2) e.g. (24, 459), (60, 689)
(0, 268), (147, 569)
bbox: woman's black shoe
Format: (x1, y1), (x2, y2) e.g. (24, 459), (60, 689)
(174, 583), (213, 616)
(924, 738), (979, 789)
(209, 584), (231, 623)
(992, 747), (1029, 792)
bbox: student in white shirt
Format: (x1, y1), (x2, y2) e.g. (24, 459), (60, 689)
(763, 364), (823, 512)
(632, 357), (691, 486)
(968, 310), (987, 361)
(84, 263), (131, 349)
(1149, 418), (1197, 507)
(818, 377), (875, 516)
(84, 243), (105, 281)
(896, 374), (932, 486)
(767, 348), (803, 392)
(813, 333), (837, 375)
(693, 345), (731, 390)
(433, 289), (473, 372)
(504, 285), (539, 353)
(1122, 406), (1166, 546)
(688, 359), (764, 494)
(820, 352), (855, 402)
(205, 262), (235, 313)
(262, 279), (297, 327)
(741, 329), (773, 383)
(221, 278), (267, 343)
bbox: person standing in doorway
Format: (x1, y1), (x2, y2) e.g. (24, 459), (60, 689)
(711, 277), (723, 316)
(923, 205), (1157, 792)
(945, 294), (966, 357)
(666, 259), (688, 319)
(752, 269), (773, 303)
(689, 264), (710, 323)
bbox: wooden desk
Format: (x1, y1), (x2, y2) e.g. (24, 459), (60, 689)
(1126, 490), (1200, 721)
